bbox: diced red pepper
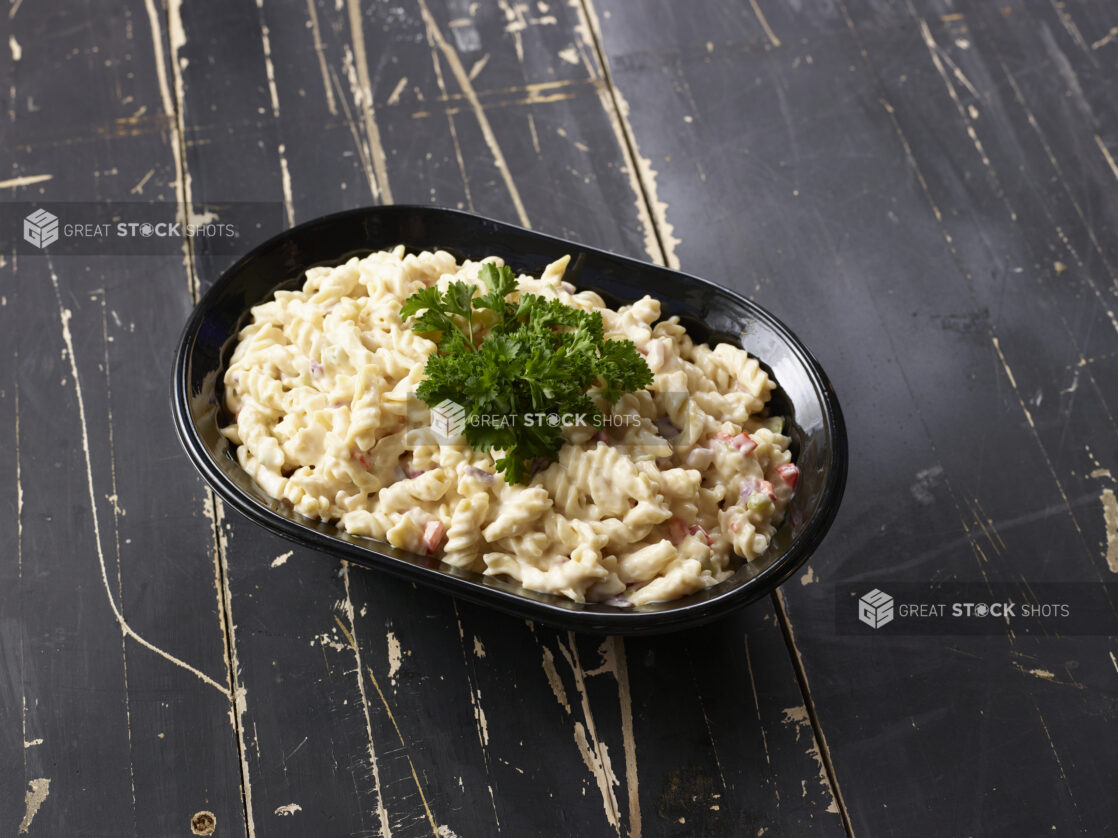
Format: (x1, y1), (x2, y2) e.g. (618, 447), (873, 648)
(715, 431), (756, 454)
(759, 480), (776, 501)
(594, 430), (610, 444)
(352, 450), (371, 470)
(776, 463), (799, 490)
(688, 523), (712, 546)
(731, 433), (757, 454)
(421, 520), (445, 555)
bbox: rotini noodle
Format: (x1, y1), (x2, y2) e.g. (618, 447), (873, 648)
(222, 249), (797, 604)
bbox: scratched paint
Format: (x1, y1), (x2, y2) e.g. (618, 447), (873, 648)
(271, 550), (293, 568)
(467, 53), (490, 80)
(274, 803), (302, 816)
(420, 9), (475, 211)
(304, 0), (337, 115)
(201, 490), (257, 836)
(556, 635), (622, 831)
(748, 0), (781, 48)
(775, 590), (850, 824)
(605, 636), (641, 838)
(250, 2), (296, 227)
(577, 0), (679, 266)
(146, 0), (197, 289)
(95, 299), (141, 809)
(1092, 25), (1118, 50)
(997, 67), (1118, 337)
(278, 143), (295, 226)
(9, 34), (21, 61)
(418, 0), (531, 228)
(742, 637), (771, 794)
(916, 16), (992, 170)
(573, 722), (621, 830)
(50, 275), (230, 696)
(387, 76), (409, 106)
(334, 579), (392, 836)
(14, 383), (22, 589)
(255, 1), (282, 118)
(363, 662), (444, 836)
(344, 0), (394, 202)
(991, 337), (1092, 550)
(328, 61), (378, 196)
(0, 173), (52, 189)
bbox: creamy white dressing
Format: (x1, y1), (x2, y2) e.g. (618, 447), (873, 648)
(223, 248), (795, 604)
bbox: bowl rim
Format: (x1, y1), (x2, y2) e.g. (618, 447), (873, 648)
(172, 204), (848, 634)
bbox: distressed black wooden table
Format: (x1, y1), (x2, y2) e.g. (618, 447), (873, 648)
(3, 1), (1116, 836)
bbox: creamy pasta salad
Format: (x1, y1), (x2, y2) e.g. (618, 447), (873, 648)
(222, 247), (798, 605)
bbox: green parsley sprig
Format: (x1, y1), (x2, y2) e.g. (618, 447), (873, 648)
(400, 263), (653, 483)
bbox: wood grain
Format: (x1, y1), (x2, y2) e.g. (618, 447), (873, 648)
(588, 0), (1118, 834)
(168, 0), (842, 835)
(0, 1), (245, 835)
(4, 0), (1113, 835)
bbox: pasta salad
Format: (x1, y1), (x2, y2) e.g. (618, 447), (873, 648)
(221, 247), (798, 605)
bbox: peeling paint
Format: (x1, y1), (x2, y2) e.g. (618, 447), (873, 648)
(1102, 488), (1118, 573)
(18, 778), (50, 834)
(541, 645), (571, 713)
(387, 630), (403, 680)
(1013, 664), (1056, 682)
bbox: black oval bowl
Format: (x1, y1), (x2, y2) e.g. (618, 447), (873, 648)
(172, 205), (847, 634)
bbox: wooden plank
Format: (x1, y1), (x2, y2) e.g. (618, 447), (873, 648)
(0, 1), (247, 836)
(588, 0), (1118, 834)
(171, 0), (842, 834)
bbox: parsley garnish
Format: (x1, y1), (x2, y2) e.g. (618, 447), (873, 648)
(400, 262), (653, 483)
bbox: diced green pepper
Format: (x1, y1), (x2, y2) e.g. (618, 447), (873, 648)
(748, 492), (773, 513)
